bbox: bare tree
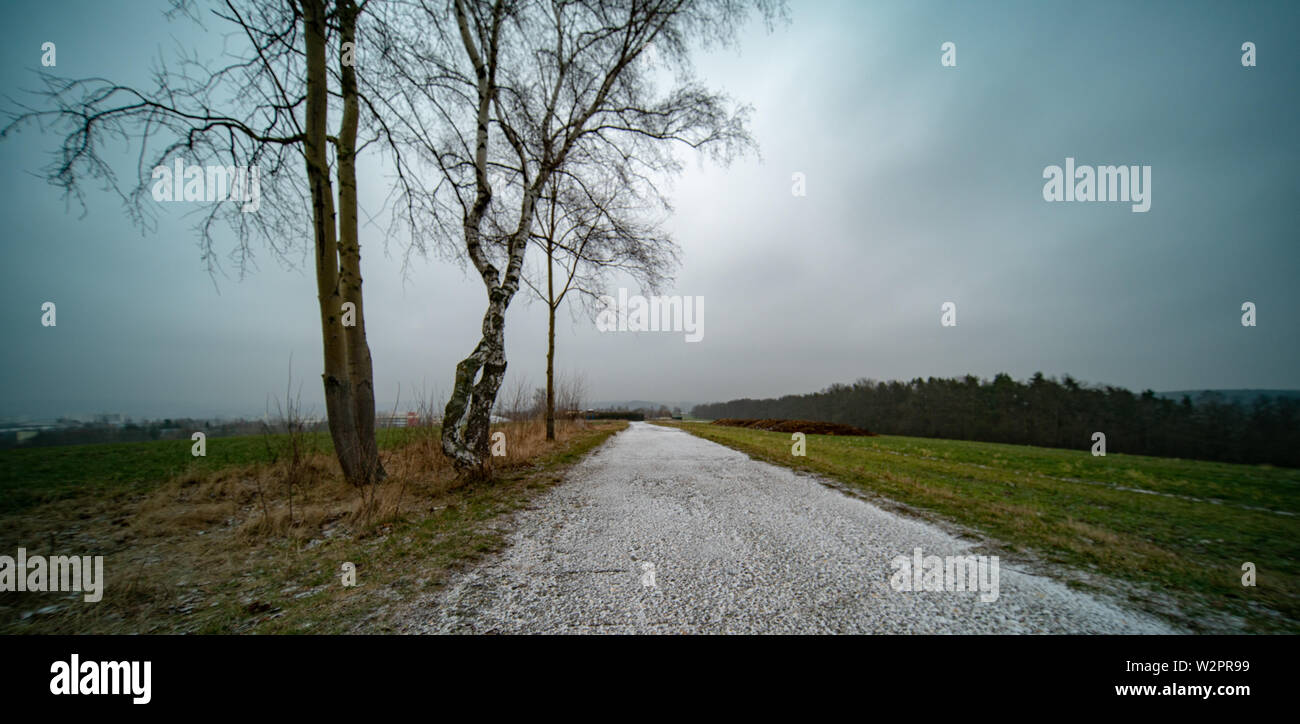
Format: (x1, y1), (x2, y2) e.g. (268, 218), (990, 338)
(524, 170), (678, 440)
(556, 369), (588, 418)
(494, 374), (534, 421)
(2, 0), (414, 486)
(378, 0), (778, 472)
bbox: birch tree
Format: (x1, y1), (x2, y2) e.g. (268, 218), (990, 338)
(380, 0), (778, 472)
(2, 0), (411, 486)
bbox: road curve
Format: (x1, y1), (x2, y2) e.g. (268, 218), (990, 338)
(413, 422), (1177, 634)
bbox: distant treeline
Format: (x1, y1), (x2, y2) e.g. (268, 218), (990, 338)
(585, 403), (683, 421)
(692, 374), (1300, 467)
(585, 410), (646, 421)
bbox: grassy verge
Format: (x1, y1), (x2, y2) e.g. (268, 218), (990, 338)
(0, 420), (625, 633)
(661, 421), (1300, 633)
(0, 427), (437, 516)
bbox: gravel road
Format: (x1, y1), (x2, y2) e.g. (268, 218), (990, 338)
(415, 422), (1178, 634)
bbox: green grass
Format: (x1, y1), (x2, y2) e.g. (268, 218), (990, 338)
(664, 421), (1300, 632)
(0, 428), (425, 515)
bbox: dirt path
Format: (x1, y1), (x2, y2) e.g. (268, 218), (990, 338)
(408, 422), (1177, 634)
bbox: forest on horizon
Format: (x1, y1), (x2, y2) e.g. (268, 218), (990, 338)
(693, 373), (1300, 467)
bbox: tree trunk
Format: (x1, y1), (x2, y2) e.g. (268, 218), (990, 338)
(304, 0), (364, 485)
(442, 219), (536, 472)
(545, 242), (556, 441)
(335, 0), (385, 485)
(441, 288), (510, 475)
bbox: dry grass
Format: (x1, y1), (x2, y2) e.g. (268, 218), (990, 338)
(0, 418), (624, 634)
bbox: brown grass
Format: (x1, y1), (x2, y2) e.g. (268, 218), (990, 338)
(0, 418), (623, 634)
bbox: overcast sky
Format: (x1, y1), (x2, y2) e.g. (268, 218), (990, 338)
(2, 0), (1298, 420)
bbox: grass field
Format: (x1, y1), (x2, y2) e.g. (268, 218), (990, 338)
(664, 421), (1300, 633)
(0, 421), (624, 633)
(0, 428), (433, 516)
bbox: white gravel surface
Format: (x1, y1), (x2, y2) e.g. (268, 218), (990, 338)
(416, 422), (1179, 634)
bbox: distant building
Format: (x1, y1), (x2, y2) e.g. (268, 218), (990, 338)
(377, 412), (437, 428)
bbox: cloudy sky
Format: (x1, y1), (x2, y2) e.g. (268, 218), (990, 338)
(1, 0), (1297, 420)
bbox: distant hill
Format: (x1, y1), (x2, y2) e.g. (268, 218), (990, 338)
(591, 400), (698, 412)
(1156, 389), (1300, 405)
